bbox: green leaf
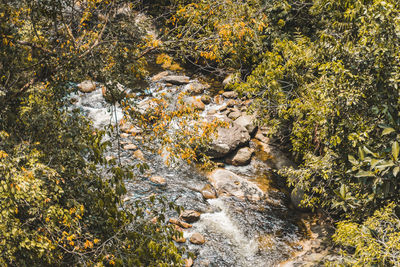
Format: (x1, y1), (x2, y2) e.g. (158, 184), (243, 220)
(363, 146), (378, 157)
(348, 155), (358, 165)
(392, 141), (399, 161)
(355, 170), (375, 177)
(382, 127), (395, 136)
(375, 160), (394, 170)
(340, 184), (346, 198)
(358, 146), (365, 160)
(370, 159), (383, 169)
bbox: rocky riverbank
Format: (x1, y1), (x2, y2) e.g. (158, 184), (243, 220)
(72, 70), (334, 266)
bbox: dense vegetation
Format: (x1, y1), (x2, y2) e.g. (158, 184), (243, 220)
(1, 0), (400, 265)
(0, 0), (185, 265)
(161, 0), (400, 265)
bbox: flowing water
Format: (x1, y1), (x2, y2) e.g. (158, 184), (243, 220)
(70, 77), (305, 266)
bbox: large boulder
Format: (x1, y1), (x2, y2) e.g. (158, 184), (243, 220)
(255, 140), (295, 169)
(183, 96), (205, 110)
(184, 82), (209, 95)
(151, 71), (169, 82)
(150, 175), (166, 186)
(201, 95), (212, 104)
(222, 91), (238, 99)
(207, 122), (250, 158)
(225, 147), (254, 166)
(208, 169), (264, 201)
(169, 218), (192, 229)
(180, 210), (201, 223)
(235, 115), (257, 135)
(162, 75), (190, 85)
(190, 233), (205, 245)
(201, 184), (217, 199)
(78, 80), (96, 93)
(228, 110), (242, 120)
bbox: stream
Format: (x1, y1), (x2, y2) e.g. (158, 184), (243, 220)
(70, 73), (310, 267)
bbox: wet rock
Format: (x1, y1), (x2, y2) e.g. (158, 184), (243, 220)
(255, 140), (295, 169)
(183, 96), (205, 110)
(254, 129), (270, 143)
(201, 95), (212, 104)
(201, 184), (217, 199)
(184, 82), (208, 95)
(235, 115), (257, 136)
(226, 99), (236, 107)
(185, 258), (194, 267)
(228, 110), (242, 120)
(225, 147), (254, 166)
(169, 218), (192, 229)
(190, 233), (205, 245)
(208, 169), (264, 201)
(78, 80), (96, 93)
(150, 175), (166, 186)
(162, 75), (190, 85)
(133, 150), (146, 161)
(218, 105), (228, 112)
(180, 210), (201, 223)
(123, 143), (137, 150)
(151, 71), (169, 82)
(207, 123), (250, 158)
(222, 91), (238, 99)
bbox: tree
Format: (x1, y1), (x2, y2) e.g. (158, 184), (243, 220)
(0, 0), (185, 265)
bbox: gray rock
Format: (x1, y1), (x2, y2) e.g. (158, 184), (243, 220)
(150, 175), (166, 186)
(226, 99), (236, 107)
(162, 75), (190, 85)
(201, 184), (217, 199)
(225, 147), (254, 166)
(190, 233), (205, 245)
(183, 96), (205, 110)
(208, 169), (264, 201)
(151, 71), (169, 82)
(123, 143), (137, 150)
(184, 82), (208, 95)
(256, 141), (295, 169)
(235, 115), (257, 135)
(222, 91), (238, 98)
(207, 122), (250, 158)
(254, 129), (269, 143)
(228, 111), (242, 120)
(201, 95), (212, 104)
(78, 80), (96, 93)
(180, 210), (201, 223)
